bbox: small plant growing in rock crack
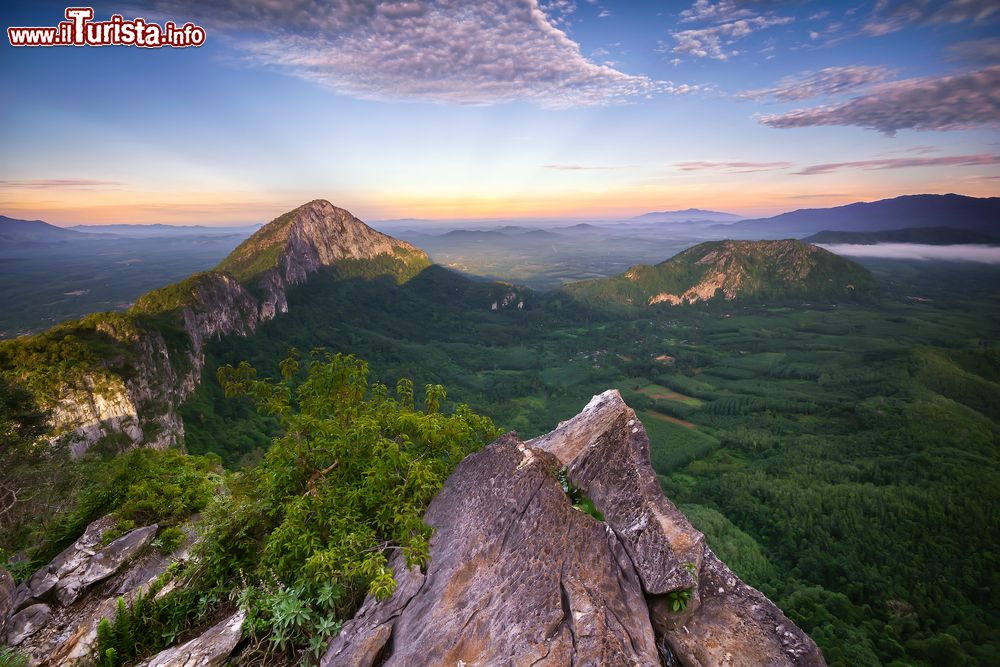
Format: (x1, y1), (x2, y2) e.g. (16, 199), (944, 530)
(666, 588), (692, 613)
(555, 468), (604, 521)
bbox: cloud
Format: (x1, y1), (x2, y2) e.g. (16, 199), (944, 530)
(149, 0), (672, 108)
(795, 153), (1000, 175)
(820, 243), (1000, 263)
(670, 1), (793, 60)
(671, 14), (793, 59)
(759, 66), (1000, 134)
(543, 164), (618, 170)
(680, 0), (754, 23)
(0, 179), (124, 189)
(947, 37), (1000, 65)
(863, 0), (1000, 36)
(739, 65), (896, 101)
(676, 160), (793, 173)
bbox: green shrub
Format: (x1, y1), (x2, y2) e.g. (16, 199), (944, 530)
(32, 449), (219, 566)
(152, 526), (187, 555)
(99, 352), (499, 665)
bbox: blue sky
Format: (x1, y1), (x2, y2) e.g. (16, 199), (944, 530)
(1, 0), (997, 225)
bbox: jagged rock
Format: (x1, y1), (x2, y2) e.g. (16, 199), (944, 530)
(19, 524), (195, 667)
(52, 523), (159, 606)
(323, 433), (660, 666)
(527, 391), (704, 595)
(5, 603), (51, 646)
(651, 550), (825, 667)
(13, 515), (115, 612)
(141, 609), (246, 667)
(323, 391), (824, 667)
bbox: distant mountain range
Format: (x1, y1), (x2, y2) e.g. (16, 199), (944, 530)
(805, 227), (1000, 246)
(0, 216), (87, 244)
(630, 208), (743, 223)
(0, 217), (259, 246)
(559, 239), (875, 308)
(722, 194), (1000, 239)
(69, 223), (261, 237)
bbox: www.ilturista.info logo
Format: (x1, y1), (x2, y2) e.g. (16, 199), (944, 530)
(7, 7), (206, 48)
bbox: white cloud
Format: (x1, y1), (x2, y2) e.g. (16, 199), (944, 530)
(149, 0), (672, 108)
(670, 2), (794, 61)
(739, 65), (896, 101)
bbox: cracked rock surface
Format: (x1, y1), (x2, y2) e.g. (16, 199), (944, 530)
(323, 390), (825, 667)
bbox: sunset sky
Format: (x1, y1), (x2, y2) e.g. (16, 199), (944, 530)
(1, 0), (998, 225)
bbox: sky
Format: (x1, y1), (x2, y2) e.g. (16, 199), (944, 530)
(0, 0), (998, 226)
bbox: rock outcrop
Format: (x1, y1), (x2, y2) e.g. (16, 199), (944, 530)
(4, 516), (197, 665)
(323, 391), (825, 667)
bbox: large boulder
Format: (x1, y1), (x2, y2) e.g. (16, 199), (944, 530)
(323, 390), (825, 667)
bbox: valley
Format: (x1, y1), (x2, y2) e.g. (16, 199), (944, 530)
(1, 199), (997, 666)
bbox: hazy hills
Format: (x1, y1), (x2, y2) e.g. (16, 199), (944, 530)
(630, 208), (743, 223)
(0, 216), (88, 245)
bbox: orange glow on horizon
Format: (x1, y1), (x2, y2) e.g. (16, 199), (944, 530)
(2, 180), (998, 226)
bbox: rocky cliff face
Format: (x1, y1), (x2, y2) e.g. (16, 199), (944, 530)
(323, 391), (825, 667)
(15, 201), (434, 455)
(47, 273), (264, 454)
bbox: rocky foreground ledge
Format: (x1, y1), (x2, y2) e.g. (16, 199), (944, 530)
(323, 390), (825, 666)
(2, 391), (824, 666)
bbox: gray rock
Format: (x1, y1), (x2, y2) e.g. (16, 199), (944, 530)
(52, 523), (157, 607)
(13, 515), (115, 612)
(44, 596), (118, 666)
(142, 609), (246, 667)
(651, 550), (826, 667)
(5, 603), (51, 646)
(324, 391), (825, 667)
(324, 434), (661, 666)
(528, 390), (705, 595)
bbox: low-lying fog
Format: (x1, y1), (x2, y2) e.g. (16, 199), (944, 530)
(820, 243), (1000, 263)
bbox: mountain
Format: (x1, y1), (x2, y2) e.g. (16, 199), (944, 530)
(218, 199), (431, 316)
(723, 194), (1000, 239)
(0, 216), (87, 245)
(559, 239), (875, 307)
(630, 208), (742, 223)
(68, 223), (261, 238)
(0, 200), (436, 454)
(805, 226), (1000, 245)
